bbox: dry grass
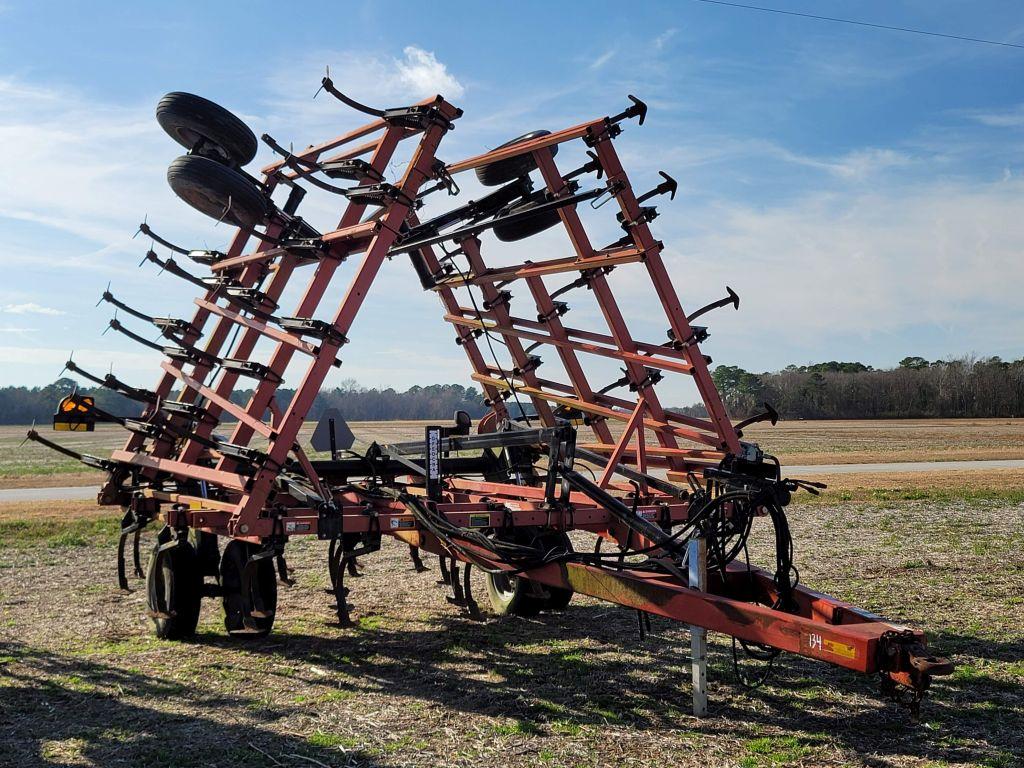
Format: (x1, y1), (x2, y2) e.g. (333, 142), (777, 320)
(742, 418), (1024, 466)
(796, 469), (1024, 504)
(0, 496), (1021, 767)
(3, 418), (1024, 490)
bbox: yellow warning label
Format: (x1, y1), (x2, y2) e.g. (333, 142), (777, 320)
(822, 638), (857, 660)
(54, 422), (89, 432)
(804, 632), (858, 660)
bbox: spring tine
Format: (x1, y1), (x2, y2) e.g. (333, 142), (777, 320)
(688, 286), (740, 323)
(276, 553), (294, 586)
(334, 555), (353, 627)
(448, 559), (466, 605)
(117, 531), (130, 591)
(437, 555), (451, 586)
(462, 563), (481, 619)
(132, 529), (144, 578)
(142, 250), (209, 290)
(137, 222), (190, 255)
(95, 282), (111, 308)
(409, 545), (427, 572)
(107, 318), (165, 353)
(264, 133), (354, 196)
(100, 290), (156, 325)
(23, 428), (114, 471)
(327, 536), (340, 591)
(733, 403), (779, 434)
(318, 72), (386, 117)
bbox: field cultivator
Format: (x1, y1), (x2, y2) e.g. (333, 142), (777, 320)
(29, 81), (952, 715)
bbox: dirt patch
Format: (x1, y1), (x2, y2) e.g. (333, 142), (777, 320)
(0, 499), (103, 523)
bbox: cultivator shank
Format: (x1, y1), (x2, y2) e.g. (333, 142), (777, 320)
(29, 82), (950, 714)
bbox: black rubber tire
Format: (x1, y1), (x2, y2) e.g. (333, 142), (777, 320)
(146, 537), (202, 640)
(485, 571), (544, 617)
(220, 540), (277, 637)
(484, 530), (573, 615)
(493, 194), (562, 242)
(475, 130), (557, 187)
(167, 155), (270, 230)
(156, 92), (258, 166)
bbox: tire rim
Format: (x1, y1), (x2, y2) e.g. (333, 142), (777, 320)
(491, 572), (518, 600)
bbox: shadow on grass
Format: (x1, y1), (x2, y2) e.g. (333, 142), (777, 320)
(0, 640), (386, 768)
(192, 603), (1021, 767)
(2, 607), (1020, 767)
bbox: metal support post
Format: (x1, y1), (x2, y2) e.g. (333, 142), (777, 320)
(688, 536), (708, 717)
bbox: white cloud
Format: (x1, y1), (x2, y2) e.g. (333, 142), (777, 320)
(2, 302), (65, 316)
(963, 104), (1024, 129)
(395, 46), (464, 99)
(769, 146), (913, 180)
(654, 29), (677, 51)
(589, 48), (617, 70)
(263, 46), (464, 134)
(654, 176), (1024, 365)
(0, 76), (205, 254)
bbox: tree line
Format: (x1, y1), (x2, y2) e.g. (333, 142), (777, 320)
(1, 355), (1021, 425)
(710, 356), (1024, 420)
(0, 378), (488, 425)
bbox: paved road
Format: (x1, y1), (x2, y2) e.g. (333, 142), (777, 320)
(0, 485), (99, 502)
(2, 458), (1022, 503)
(787, 458), (1024, 475)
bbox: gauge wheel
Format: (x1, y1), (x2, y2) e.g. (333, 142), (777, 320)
(167, 154), (271, 230)
(220, 540), (277, 637)
(157, 91), (258, 166)
(146, 534), (202, 640)
(492, 194), (562, 242)
(476, 130), (557, 186)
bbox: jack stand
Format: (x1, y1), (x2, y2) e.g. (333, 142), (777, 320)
(688, 536), (708, 717)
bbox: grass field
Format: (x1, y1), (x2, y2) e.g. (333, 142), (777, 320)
(0, 420), (1022, 767)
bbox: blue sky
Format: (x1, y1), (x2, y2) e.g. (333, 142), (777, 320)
(0, 1), (1022, 404)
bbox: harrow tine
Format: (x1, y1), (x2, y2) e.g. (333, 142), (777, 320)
(447, 560), (466, 606)
(107, 318), (165, 353)
(263, 133), (354, 196)
(23, 428), (114, 471)
(275, 552), (294, 587)
(132, 529), (145, 578)
(462, 563), (481, 619)
(688, 286), (740, 323)
(99, 289), (156, 325)
(18, 419), (36, 448)
(318, 71), (386, 117)
(117, 507), (149, 591)
(437, 555), (451, 586)
(141, 250), (209, 290)
(95, 282), (112, 308)
(408, 545), (428, 572)
(636, 171), (678, 204)
(327, 536), (340, 592)
(137, 221), (190, 255)
(117, 530), (131, 591)
(610, 94), (648, 126)
(733, 403), (779, 435)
